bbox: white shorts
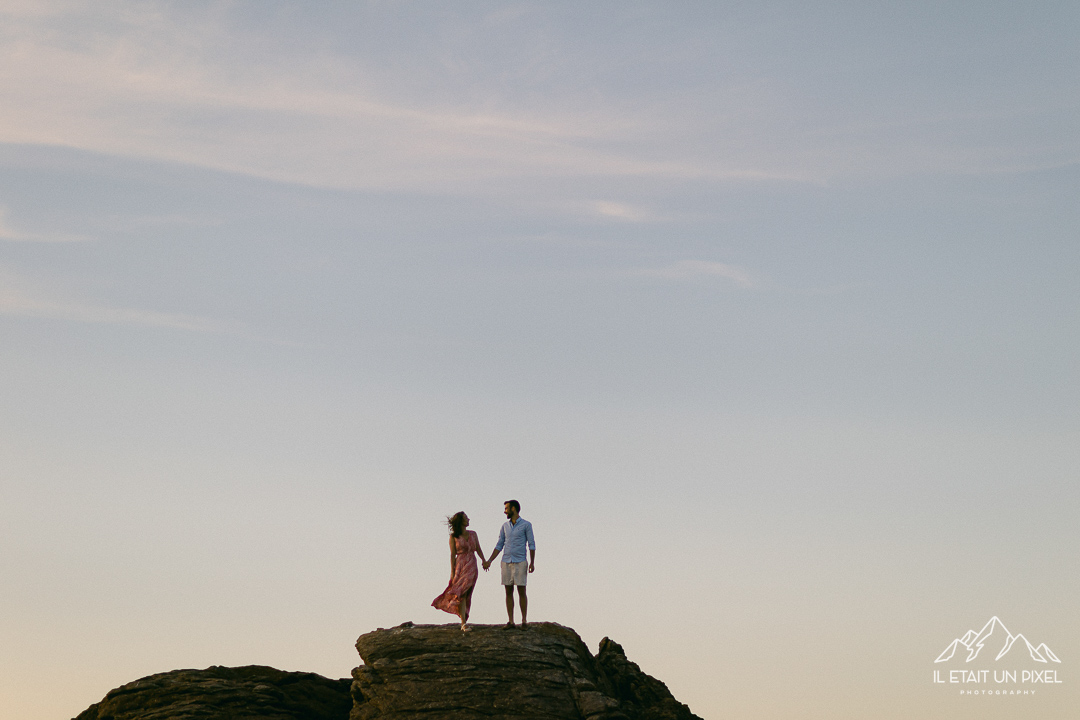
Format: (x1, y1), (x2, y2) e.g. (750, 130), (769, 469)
(501, 561), (528, 586)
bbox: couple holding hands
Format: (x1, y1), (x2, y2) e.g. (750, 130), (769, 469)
(431, 499), (536, 632)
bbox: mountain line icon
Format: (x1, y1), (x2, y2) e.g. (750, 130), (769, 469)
(935, 616), (1061, 664)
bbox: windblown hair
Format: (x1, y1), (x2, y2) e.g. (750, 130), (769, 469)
(447, 511), (467, 538)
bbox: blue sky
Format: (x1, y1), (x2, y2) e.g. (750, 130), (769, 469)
(1, 3), (1078, 719)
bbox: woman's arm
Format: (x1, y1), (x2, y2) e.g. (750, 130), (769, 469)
(470, 531), (486, 562)
(448, 534), (457, 575)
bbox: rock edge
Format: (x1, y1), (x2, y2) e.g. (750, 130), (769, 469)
(351, 622), (701, 720)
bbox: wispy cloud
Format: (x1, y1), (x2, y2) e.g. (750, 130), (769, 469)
(635, 260), (759, 288)
(588, 200), (658, 223)
(0, 2), (813, 192)
(0, 273), (312, 346)
(0, 208), (89, 242)
(1, 2), (1070, 197)
(0, 280), (227, 333)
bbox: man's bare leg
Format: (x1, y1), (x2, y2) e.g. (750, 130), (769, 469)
(504, 585), (516, 626)
(518, 586), (528, 627)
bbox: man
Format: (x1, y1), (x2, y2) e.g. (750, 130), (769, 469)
(482, 499), (535, 628)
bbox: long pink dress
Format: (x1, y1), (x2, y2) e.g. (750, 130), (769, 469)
(432, 530), (479, 616)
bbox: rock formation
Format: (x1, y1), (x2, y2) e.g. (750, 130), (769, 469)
(73, 665), (352, 720)
(72, 623), (701, 720)
(351, 622), (700, 720)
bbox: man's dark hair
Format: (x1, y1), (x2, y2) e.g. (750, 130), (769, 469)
(505, 499), (520, 513)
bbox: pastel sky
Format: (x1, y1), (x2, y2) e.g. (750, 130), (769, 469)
(1, 3), (1078, 719)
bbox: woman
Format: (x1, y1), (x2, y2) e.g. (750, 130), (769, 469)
(431, 511), (486, 631)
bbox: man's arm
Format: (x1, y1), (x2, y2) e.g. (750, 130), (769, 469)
(526, 522), (536, 572)
(484, 526), (506, 569)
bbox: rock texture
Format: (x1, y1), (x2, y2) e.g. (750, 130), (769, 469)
(71, 623), (699, 720)
(595, 639), (696, 720)
(73, 665), (352, 720)
(351, 622), (700, 720)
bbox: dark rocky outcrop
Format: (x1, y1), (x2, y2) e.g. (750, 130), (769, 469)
(351, 622), (700, 720)
(595, 638), (695, 720)
(71, 623), (699, 720)
(73, 665), (352, 720)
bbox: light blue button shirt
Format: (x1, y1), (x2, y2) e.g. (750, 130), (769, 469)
(495, 517), (535, 563)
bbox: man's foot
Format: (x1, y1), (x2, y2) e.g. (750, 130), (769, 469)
(520, 621), (528, 629)
(502, 622), (516, 629)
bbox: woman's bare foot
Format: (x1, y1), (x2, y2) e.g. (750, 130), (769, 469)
(461, 623), (471, 632)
